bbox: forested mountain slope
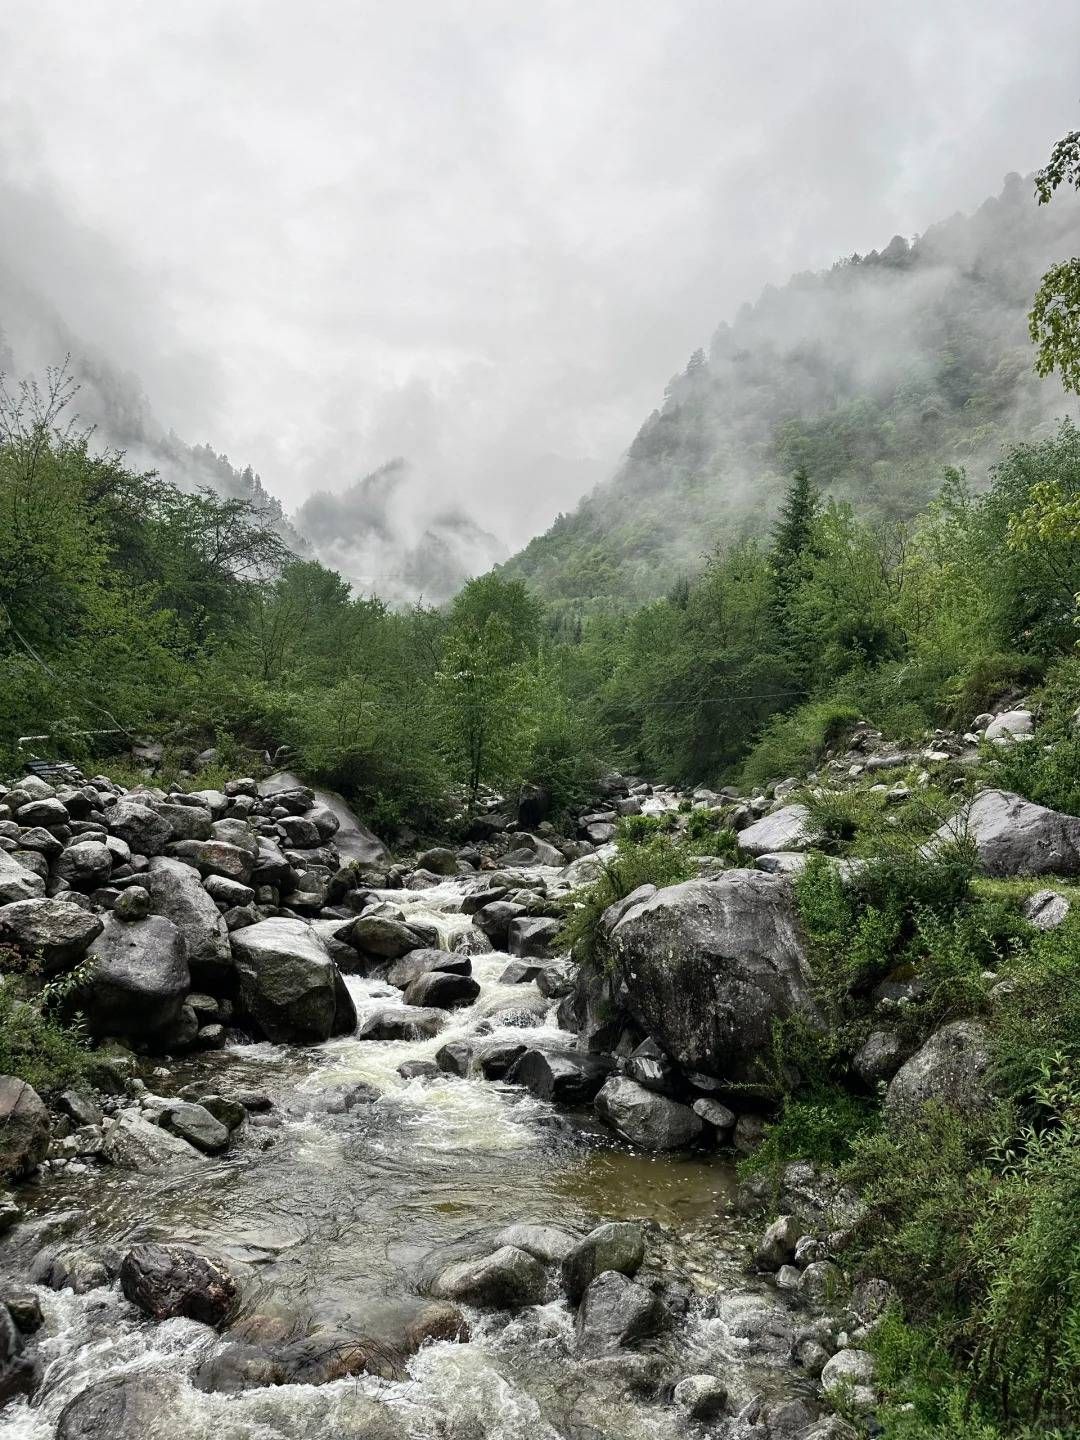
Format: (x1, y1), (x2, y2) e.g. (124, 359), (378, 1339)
(502, 174), (1080, 607)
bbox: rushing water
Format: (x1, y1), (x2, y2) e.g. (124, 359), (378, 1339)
(0, 872), (806, 1440)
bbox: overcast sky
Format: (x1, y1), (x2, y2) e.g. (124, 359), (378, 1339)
(1, 1), (1078, 549)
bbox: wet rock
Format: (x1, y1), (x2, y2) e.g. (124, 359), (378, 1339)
(146, 856), (232, 986)
(575, 1270), (666, 1354)
(496, 1223), (577, 1263)
(402, 1302), (470, 1350)
(536, 960), (575, 998)
(83, 912), (190, 1039)
(473, 899), (527, 946)
(58, 1091), (102, 1128)
(672, 1373), (728, 1421)
(928, 788), (1080, 876)
(435, 1041), (472, 1076)
(56, 1372), (186, 1439)
(886, 1020), (992, 1120)
(120, 1242), (240, 1326)
(709, 1291), (795, 1358)
(352, 915), (430, 960)
(331, 963), (358, 1036)
(507, 1046), (615, 1103)
(102, 1110), (207, 1171)
(276, 1330), (405, 1384)
(398, 1059), (440, 1080)
(691, 1097), (737, 1135)
(562, 1221), (645, 1304)
(194, 1095), (247, 1130)
(755, 1214), (807, 1271)
(820, 1348), (876, 1410)
(358, 1006), (446, 1041)
(594, 1076), (704, 1151)
(29, 1244), (115, 1294)
(475, 1038), (528, 1078)
(161, 1100), (230, 1153)
(606, 873), (817, 1084)
(230, 917), (339, 1043)
(386, 948), (471, 988)
(737, 804), (812, 857)
(415, 846), (458, 875)
(430, 1244), (547, 1309)
(507, 916), (561, 958)
(0, 897), (102, 972)
(623, 1037), (679, 1095)
(402, 969), (480, 1009)
(1, 1290), (42, 1333)
(0, 850), (45, 903)
(0, 1076), (50, 1181)
(194, 1341), (281, 1393)
(498, 958), (550, 984)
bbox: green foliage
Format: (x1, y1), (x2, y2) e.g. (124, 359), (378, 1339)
(741, 699), (860, 786)
(558, 835), (692, 974)
(683, 806), (741, 859)
(1031, 130), (1080, 396)
(739, 1087), (877, 1179)
(0, 981), (89, 1094)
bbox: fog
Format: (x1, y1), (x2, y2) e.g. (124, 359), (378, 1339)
(1, 2), (1078, 598)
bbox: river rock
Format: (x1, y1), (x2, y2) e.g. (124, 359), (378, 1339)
(755, 1214), (807, 1270)
(984, 709), (1034, 744)
(151, 801), (213, 842)
(435, 1041), (472, 1076)
(402, 969), (480, 1009)
(473, 900), (527, 946)
(161, 1100), (230, 1153)
(575, 1270), (666, 1354)
(230, 917), (339, 1043)
(203, 874), (256, 907)
(107, 798), (172, 856)
(0, 897), (102, 972)
(885, 1020), (992, 1120)
(673, 1374), (728, 1421)
(507, 916), (561, 958)
(607, 872), (817, 1083)
(737, 804), (812, 857)
(507, 1046), (615, 1102)
(83, 913), (190, 1039)
(475, 1038), (528, 1078)
(1022, 888), (1072, 931)
(260, 772), (387, 866)
(0, 1077), (50, 1180)
(430, 1244), (547, 1309)
(594, 1076), (704, 1151)
(503, 833), (564, 867)
(147, 856), (232, 986)
(358, 1006), (446, 1041)
(928, 789), (1080, 876)
(165, 839), (255, 884)
(275, 1331), (405, 1385)
(496, 1224), (577, 1263)
(103, 1111), (207, 1171)
(352, 915), (429, 960)
(386, 948), (470, 988)
(55, 840), (113, 888)
(120, 1242), (240, 1325)
(194, 1341), (281, 1393)
(56, 1373), (187, 1440)
(562, 1221), (645, 1304)
(821, 1348), (876, 1410)
(0, 850), (45, 903)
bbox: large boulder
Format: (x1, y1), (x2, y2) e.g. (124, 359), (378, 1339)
(0, 897), (102, 972)
(0, 1077), (50, 1180)
(107, 798), (172, 856)
(928, 789), (1080, 877)
(386, 948), (471, 989)
(229, 918), (338, 1043)
(120, 1242), (240, 1326)
(54, 841), (113, 889)
(507, 1046), (615, 1102)
(886, 1021), (992, 1121)
(357, 1006), (446, 1041)
(0, 851), (45, 904)
(102, 1111), (207, 1171)
(575, 1270), (666, 1354)
(507, 916), (561, 958)
(352, 915), (429, 960)
(149, 801), (213, 842)
(164, 839), (255, 884)
(430, 1245), (547, 1309)
(561, 1221), (645, 1304)
(401, 970), (480, 1009)
(607, 873), (817, 1083)
(259, 772), (388, 867)
(737, 804), (812, 857)
(56, 1373), (187, 1440)
(473, 900), (527, 946)
(83, 913), (190, 1039)
(594, 1076), (704, 1152)
(147, 857), (232, 987)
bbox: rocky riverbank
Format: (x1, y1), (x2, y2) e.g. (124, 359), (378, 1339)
(0, 706), (1077, 1437)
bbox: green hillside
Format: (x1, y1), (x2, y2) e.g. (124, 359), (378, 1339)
(502, 174), (1080, 608)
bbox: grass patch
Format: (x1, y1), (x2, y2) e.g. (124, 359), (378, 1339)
(558, 832), (692, 973)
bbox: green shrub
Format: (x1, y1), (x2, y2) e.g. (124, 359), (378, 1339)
(558, 835), (692, 973)
(988, 732), (1080, 816)
(950, 651), (1047, 724)
(741, 699), (861, 787)
(683, 807), (741, 859)
(0, 985), (88, 1094)
(739, 1087), (877, 1180)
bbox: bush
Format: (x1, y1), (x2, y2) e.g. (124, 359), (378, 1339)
(558, 834), (692, 973)
(741, 699), (861, 786)
(683, 806), (741, 859)
(739, 1087), (877, 1179)
(0, 985), (88, 1094)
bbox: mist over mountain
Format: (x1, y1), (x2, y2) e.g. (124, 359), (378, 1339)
(502, 174), (1080, 607)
